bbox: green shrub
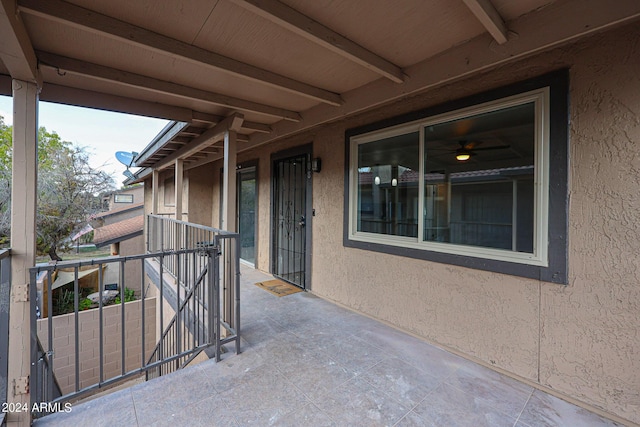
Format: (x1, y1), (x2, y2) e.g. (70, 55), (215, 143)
(114, 287), (136, 304)
(79, 298), (93, 311)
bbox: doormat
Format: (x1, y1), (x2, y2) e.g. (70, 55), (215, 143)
(254, 279), (302, 297)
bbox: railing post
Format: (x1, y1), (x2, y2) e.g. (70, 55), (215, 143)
(0, 251), (11, 418)
(234, 235), (241, 355)
(208, 239), (221, 361)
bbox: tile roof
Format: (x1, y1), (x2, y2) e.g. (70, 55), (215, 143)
(93, 215), (144, 247)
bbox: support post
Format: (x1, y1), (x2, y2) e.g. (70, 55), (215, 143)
(7, 79), (38, 426)
(221, 131), (237, 232)
(151, 169), (159, 214)
(174, 159), (183, 221)
(221, 131), (237, 336)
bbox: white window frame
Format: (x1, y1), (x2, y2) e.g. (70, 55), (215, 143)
(348, 88), (550, 267)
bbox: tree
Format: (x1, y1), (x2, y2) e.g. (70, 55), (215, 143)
(0, 116), (12, 244)
(0, 115), (115, 260)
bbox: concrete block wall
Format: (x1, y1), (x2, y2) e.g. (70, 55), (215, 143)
(36, 297), (156, 395)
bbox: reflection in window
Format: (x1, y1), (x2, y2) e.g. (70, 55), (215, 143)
(424, 103), (535, 252)
(357, 132), (419, 237)
(164, 177), (175, 206)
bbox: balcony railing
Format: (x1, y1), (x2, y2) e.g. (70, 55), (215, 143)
(28, 217), (240, 419)
(0, 249), (11, 427)
(146, 214), (241, 348)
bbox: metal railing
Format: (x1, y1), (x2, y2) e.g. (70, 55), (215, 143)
(147, 214), (241, 347)
(145, 249), (213, 380)
(0, 249), (11, 427)
(29, 223), (240, 418)
(34, 336), (63, 405)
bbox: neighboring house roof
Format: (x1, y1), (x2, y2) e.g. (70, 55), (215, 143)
(93, 216), (144, 248)
(91, 202), (144, 220)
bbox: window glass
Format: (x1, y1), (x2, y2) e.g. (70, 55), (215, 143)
(164, 177), (175, 206)
(346, 73), (569, 282)
(357, 131), (419, 237)
(423, 102), (535, 252)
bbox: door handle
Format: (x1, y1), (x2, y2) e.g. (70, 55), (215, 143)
(298, 215), (306, 227)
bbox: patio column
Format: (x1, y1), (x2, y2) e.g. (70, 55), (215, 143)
(151, 169), (159, 214)
(7, 79), (39, 426)
(221, 130), (237, 232)
(221, 130), (237, 333)
(174, 159), (183, 221)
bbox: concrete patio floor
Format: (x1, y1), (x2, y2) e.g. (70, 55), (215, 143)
(34, 266), (621, 427)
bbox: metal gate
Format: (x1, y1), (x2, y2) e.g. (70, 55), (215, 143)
(272, 153), (309, 288)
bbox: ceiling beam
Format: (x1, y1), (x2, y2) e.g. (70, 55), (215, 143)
(18, 0), (343, 106)
(229, 0), (404, 83)
(36, 51), (302, 122)
(240, 121), (272, 134)
(462, 0), (508, 44)
(0, 74), (13, 95)
(154, 113), (244, 170)
(0, 0), (38, 82)
(40, 82), (193, 121)
(234, 0), (640, 156)
(5, 74), (273, 127)
(191, 111), (272, 133)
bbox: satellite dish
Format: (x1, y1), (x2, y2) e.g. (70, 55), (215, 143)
(115, 151), (138, 168)
(123, 169), (135, 180)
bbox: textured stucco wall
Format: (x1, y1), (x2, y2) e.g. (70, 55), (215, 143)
(270, 24), (640, 423)
(186, 163), (215, 227)
(142, 22), (640, 424)
(539, 25), (640, 421)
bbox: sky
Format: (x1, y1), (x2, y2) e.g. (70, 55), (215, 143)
(0, 95), (169, 187)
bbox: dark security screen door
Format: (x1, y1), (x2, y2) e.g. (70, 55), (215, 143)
(272, 154), (308, 288)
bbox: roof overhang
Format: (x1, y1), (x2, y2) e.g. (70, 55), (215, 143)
(1, 0), (639, 174)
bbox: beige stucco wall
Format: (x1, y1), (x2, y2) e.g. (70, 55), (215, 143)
(37, 298), (156, 395)
(144, 23), (640, 424)
(108, 185), (144, 210)
(148, 169), (190, 218)
(186, 163), (216, 227)
(316, 24), (640, 423)
(539, 26), (640, 420)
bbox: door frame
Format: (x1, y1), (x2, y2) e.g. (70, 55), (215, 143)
(219, 159), (259, 266)
(237, 159), (258, 267)
(270, 143), (313, 290)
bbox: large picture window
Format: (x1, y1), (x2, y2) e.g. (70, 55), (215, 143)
(345, 72), (568, 283)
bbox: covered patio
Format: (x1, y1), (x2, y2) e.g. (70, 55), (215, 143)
(2, 0), (640, 426)
(33, 266), (618, 427)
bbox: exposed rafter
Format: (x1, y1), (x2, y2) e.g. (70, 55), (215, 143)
(7, 74), (269, 127)
(241, 121), (272, 134)
(462, 0), (508, 44)
(36, 51), (302, 122)
(18, 0), (343, 106)
(191, 111), (272, 134)
(229, 0), (405, 83)
(154, 113), (245, 170)
(234, 0), (640, 157)
(0, 0), (38, 82)
(41, 83), (192, 121)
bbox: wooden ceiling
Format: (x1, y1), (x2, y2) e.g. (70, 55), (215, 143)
(1, 0), (639, 171)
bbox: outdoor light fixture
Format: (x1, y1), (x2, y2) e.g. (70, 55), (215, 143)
(374, 176), (381, 185)
(455, 149), (472, 161)
(311, 157), (322, 173)
(391, 178), (398, 187)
